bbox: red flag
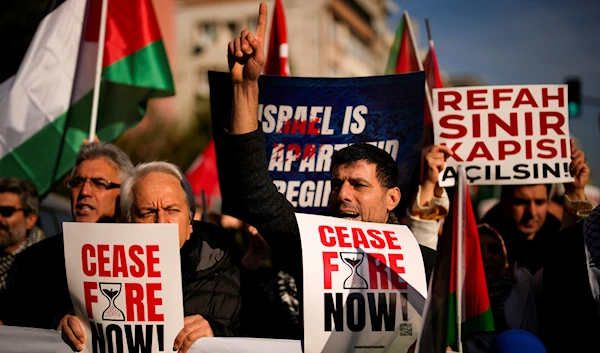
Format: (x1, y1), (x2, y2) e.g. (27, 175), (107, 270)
(417, 168), (494, 352)
(264, 0), (290, 76)
(185, 139), (220, 211)
(385, 11), (422, 75)
(423, 39), (443, 128)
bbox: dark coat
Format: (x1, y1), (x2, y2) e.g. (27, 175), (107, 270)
(481, 204), (561, 275)
(540, 220), (600, 352)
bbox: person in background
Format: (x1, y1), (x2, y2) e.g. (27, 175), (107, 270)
(0, 177), (44, 298)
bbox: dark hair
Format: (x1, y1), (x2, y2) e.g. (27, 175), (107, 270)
(0, 177), (40, 214)
(331, 143), (399, 189)
(500, 183), (551, 200)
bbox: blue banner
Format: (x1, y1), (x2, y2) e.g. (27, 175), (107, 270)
(209, 71), (425, 215)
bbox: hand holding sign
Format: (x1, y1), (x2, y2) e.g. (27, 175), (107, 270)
(227, 2), (267, 84)
(564, 138), (590, 200)
(58, 313), (85, 352)
(421, 144), (453, 205)
(173, 314), (214, 353)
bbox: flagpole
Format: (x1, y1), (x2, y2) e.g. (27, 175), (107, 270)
(405, 11), (434, 145)
(456, 166), (465, 352)
(89, 0), (109, 142)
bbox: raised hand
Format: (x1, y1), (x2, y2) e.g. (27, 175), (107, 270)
(419, 144), (453, 206)
(227, 2), (268, 84)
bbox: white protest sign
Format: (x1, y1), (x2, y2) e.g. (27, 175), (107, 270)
(432, 84), (572, 186)
(64, 223), (184, 353)
(296, 213), (427, 353)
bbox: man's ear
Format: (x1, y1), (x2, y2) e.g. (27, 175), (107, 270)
(25, 212), (38, 231)
(387, 187), (401, 212)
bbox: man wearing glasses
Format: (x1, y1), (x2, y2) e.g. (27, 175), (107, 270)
(0, 177), (44, 297)
(0, 142), (133, 330)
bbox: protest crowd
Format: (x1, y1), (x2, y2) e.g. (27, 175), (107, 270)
(1, 1), (598, 353)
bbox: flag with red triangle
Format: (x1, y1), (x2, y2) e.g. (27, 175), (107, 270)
(385, 11), (422, 75)
(264, 0), (290, 76)
(422, 39), (443, 128)
(0, 0), (174, 195)
(185, 139), (221, 212)
(416, 167), (495, 352)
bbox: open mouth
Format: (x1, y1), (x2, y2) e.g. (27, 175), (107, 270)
(339, 212), (359, 220)
(76, 204), (95, 214)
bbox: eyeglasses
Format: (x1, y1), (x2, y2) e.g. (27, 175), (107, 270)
(66, 177), (120, 191)
(0, 206), (25, 217)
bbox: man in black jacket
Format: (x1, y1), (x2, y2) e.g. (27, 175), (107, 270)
(61, 161), (241, 353)
(222, 2), (436, 342)
(0, 142), (134, 330)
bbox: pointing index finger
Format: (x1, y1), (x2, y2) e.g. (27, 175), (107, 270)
(255, 2), (268, 38)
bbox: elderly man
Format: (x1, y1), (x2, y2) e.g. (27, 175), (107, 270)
(61, 161), (241, 353)
(0, 177), (44, 297)
(0, 142), (133, 330)
(222, 2), (436, 341)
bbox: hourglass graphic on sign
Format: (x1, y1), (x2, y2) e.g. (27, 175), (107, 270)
(99, 282), (125, 321)
(341, 252), (368, 289)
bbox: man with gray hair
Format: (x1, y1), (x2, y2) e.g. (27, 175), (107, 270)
(0, 142), (134, 331)
(61, 161), (241, 353)
(0, 177), (44, 297)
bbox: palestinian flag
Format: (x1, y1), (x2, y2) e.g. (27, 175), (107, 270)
(185, 139), (221, 213)
(385, 11), (423, 75)
(417, 168), (494, 352)
(0, 0), (174, 195)
(263, 0), (290, 76)
(423, 39), (443, 129)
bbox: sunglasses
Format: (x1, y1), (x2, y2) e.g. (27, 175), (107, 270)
(66, 177), (120, 191)
(0, 206), (25, 218)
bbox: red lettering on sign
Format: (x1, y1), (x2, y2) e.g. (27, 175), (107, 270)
(438, 91), (461, 111)
(383, 231), (401, 250)
(146, 245), (161, 277)
(439, 115), (467, 139)
(97, 244), (110, 277)
(126, 283), (145, 321)
(539, 112), (565, 135)
(492, 88), (513, 109)
(319, 225), (336, 247)
(129, 245), (146, 277)
(466, 89), (487, 109)
(84, 281), (98, 319)
(335, 226), (352, 248)
(82, 244), (96, 276)
(146, 283), (164, 321)
(323, 252), (338, 290)
(368, 253), (389, 290)
(389, 253), (407, 290)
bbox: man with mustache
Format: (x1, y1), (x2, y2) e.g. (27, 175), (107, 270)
(0, 177), (44, 297)
(0, 142), (133, 329)
(221, 2), (437, 342)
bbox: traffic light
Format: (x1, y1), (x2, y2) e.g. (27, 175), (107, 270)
(565, 78), (581, 117)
